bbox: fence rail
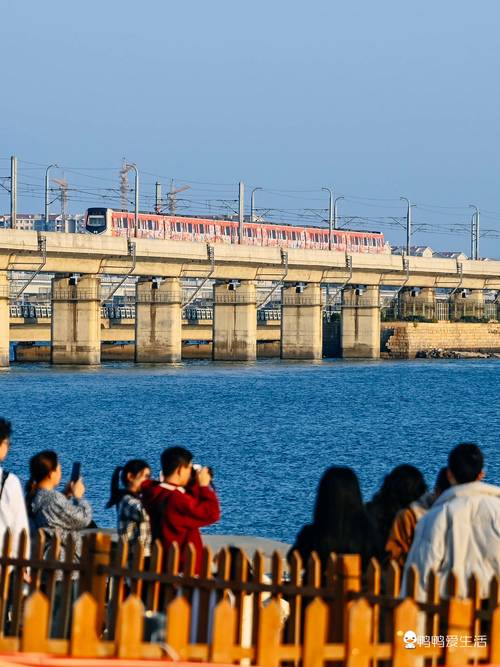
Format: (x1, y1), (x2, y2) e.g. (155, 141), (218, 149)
(0, 530), (498, 664)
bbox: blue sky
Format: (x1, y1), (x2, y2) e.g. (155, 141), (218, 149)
(1, 0), (500, 256)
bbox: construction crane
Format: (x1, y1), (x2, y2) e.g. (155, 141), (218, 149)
(167, 179), (190, 215)
(53, 178), (68, 232)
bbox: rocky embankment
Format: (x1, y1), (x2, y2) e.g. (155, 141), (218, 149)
(416, 349), (500, 359)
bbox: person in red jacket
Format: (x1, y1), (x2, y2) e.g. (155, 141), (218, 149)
(141, 446), (220, 574)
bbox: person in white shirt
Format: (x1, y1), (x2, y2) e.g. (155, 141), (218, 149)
(0, 418), (30, 556)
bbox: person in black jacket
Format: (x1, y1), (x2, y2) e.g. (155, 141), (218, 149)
(289, 466), (381, 572)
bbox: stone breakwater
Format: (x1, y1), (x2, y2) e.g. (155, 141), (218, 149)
(416, 349), (500, 359)
(382, 322), (500, 359)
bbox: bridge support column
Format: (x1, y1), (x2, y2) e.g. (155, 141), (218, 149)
(281, 283), (323, 360)
(0, 272), (9, 367)
(451, 289), (485, 320)
(341, 285), (380, 359)
(51, 274), (101, 365)
(400, 287), (436, 320)
(135, 278), (182, 363)
(213, 281), (256, 361)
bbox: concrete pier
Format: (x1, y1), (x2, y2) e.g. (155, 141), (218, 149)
(400, 287), (436, 320)
(341, 285), (380, 359)
(135, 277), (182, 363)
(0, 272), (9, 367)
(451, 289), (485, 320)
(213, 281), (256, 361)
(281, 283), (323, 359)
(51, 274), (101, 365)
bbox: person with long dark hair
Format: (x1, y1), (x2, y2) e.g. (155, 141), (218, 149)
(289, 466), (381, 571)
(385, 466), (450, 566)
(366, 464), (427, 552)
(106, 459), (152, 559)
(26, 450), (92, 559)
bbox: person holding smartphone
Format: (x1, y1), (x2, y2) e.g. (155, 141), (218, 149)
(26, 451), (92, 563)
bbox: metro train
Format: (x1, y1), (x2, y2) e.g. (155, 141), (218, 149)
(84, 207), (387, 253)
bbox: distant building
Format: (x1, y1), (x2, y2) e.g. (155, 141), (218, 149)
(392, 245), (434, 258)
(0, 213), (85, 233)
(434, 250), (468, 261)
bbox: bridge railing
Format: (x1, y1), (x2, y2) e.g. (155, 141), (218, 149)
(0, 530), (498, 664)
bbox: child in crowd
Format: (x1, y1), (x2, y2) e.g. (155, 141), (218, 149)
(106, 459), (152, 560)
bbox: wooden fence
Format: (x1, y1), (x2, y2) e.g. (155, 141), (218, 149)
(0, 530), (498, 666)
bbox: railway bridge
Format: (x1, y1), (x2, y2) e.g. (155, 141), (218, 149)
(0, 229), (499, 365)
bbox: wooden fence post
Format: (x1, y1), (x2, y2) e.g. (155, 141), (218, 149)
(443, 598), (474, 666)
(21, 591), (49, 653)
(116, 595), (144, 659)
(303, 597), (327, 667)
(489, 605), (500, 664)
(165, 595), (190, 660)
(84, 532), (112, 634)
(0, 530), (13, 633)
(391, 598), (419, 667)
(339, 555), (362, 641)
(345, 599), (372, 667)
(256, 599), (283, 667)
(210, 596), (236, 663)
(70, 593), (100, 657)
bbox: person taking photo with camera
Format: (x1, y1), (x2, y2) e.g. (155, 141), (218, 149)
(141, 446), (220, 574)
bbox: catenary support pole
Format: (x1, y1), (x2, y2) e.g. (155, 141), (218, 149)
(155, 181), (162, 214)
(469, 204), (479, 260)
(334, 195), (344, 232)
(322, 187), (333, 250)
(400, 197), (412, 256)
(238, 181), (245, 243)
(250, 187), (262, 223)
(45, 164), (58, 231)
(10, 156), (17, 230)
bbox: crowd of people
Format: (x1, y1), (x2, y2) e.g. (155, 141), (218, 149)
(0, 416), (499, 602)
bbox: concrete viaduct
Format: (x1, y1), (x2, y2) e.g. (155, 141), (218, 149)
(0, 229), (499, 366)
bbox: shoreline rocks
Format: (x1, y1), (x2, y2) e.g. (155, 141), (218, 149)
(416, 348), (500, 359)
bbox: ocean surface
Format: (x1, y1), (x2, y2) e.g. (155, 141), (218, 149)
(0, 359), (498, 544)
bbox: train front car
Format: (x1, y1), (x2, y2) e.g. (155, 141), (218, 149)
(85, 208), (109, 235)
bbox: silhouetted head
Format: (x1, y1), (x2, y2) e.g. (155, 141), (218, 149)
(448, 443), (484, 484)
(313, 466), (364, 528)
(434, 466), (451, 497)
(0, 418), (12, 463)
(368, 464), (427, 545)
